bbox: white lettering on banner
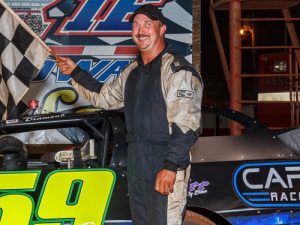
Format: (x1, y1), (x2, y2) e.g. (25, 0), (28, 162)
(258, 92), (300, 101)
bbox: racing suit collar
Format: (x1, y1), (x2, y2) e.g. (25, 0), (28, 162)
(136, 42), (172, 67)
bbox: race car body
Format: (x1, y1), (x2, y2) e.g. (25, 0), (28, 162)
(0, 108), (299, 225)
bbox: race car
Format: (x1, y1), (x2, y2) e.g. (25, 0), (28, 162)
(0, 107), (299, 225)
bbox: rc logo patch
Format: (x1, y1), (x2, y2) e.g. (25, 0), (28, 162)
(177, 90), (194, 99)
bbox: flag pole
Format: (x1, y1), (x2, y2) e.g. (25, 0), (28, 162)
(0, 0), (58, 58)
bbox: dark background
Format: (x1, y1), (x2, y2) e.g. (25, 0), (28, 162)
(200, 0), (300, 108)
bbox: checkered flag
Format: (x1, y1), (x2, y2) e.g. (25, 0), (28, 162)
(0, 0), (50, 120)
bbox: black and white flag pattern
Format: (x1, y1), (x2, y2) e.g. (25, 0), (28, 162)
(0, 0), (49, 120)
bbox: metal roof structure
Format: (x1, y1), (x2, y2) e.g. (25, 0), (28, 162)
(209, 0), (300, 134)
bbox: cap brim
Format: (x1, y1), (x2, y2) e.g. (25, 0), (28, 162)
(129, 11), (162, 23)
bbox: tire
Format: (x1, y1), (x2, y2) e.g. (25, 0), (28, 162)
(183, 210), (217, 225)
(0, 136), (28, 170)
(0, 136), (24, 148)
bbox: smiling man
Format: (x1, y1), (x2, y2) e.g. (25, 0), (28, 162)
(56, 4), (203, 225)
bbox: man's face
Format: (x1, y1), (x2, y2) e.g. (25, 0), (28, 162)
(131, 14), (166, 52)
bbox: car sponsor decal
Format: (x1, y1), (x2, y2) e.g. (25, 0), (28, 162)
(233, 161), (300, 207)
(188, 180), (210, 198)
(23, 113), (65, 122)
(0, 169), (115, 225)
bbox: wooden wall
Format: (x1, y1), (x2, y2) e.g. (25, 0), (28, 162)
(192, 0), (201, 72)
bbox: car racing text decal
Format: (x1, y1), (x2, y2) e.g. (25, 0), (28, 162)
(188, 181), (210, 198)
(234, 161), (300, 207)
(0, 169), (115, 225)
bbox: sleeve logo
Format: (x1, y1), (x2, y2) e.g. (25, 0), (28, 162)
(177, 90), (194, 99)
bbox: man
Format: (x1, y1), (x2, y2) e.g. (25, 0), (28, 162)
(56, 4), (203, 225)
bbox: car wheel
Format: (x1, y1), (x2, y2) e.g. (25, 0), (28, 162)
(183, 210), (217, 225)
(0, 136), (28, 170)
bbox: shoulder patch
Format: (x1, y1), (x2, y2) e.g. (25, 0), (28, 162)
(177, 90), (194, 99)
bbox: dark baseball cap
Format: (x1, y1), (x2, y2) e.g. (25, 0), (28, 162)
(129, 4), (166, 24)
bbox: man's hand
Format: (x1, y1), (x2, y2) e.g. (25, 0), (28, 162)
(55, 56), (76, 75)
(155, 169), (176, 195)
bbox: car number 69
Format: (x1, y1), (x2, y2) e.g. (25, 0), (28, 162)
(0, 169), (115, 225)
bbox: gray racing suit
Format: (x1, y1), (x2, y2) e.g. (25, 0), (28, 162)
(70, 44), (203, 225)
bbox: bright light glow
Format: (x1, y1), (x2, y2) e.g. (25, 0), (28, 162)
(240, 26), (254, 36)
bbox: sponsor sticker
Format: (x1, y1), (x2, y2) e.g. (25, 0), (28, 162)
(234, 161), (300, 207)
(188, 180), (210, 198)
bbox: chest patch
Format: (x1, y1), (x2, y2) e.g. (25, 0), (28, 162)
(177, 90), (194, 99)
